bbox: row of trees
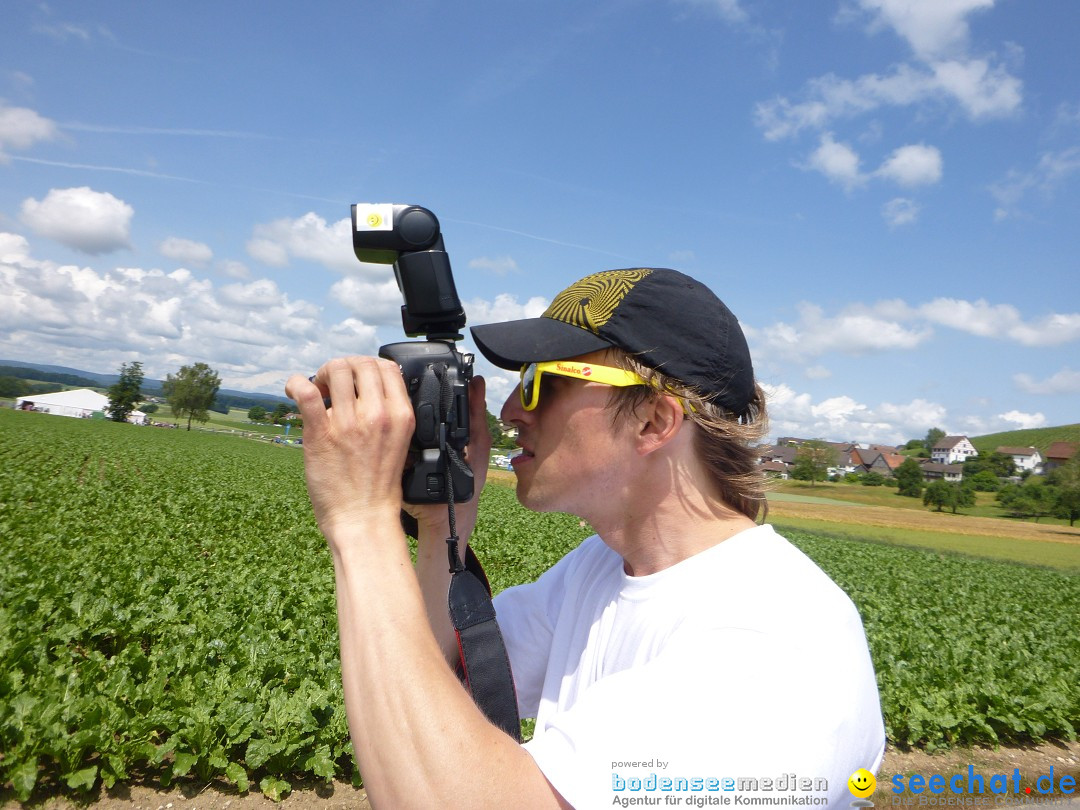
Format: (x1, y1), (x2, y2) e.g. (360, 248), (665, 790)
(913, 463), (1080, 523)
(997, 463), (1080, 525)
(107, 361), (221, 430)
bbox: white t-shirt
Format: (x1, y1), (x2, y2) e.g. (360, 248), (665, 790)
(493, 523), (885, 810)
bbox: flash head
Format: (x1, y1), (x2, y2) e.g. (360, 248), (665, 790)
(352, 204), (443, 264)
(352, 203), (465, 339)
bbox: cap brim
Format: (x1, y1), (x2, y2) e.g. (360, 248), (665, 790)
(470, 318), (612, 370)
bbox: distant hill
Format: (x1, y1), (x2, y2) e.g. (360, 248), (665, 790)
(0, 358), (291, 411)
(0, 364), (102, 389)
(972, 424), (1080, 457)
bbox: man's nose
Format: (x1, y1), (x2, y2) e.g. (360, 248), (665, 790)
(500, 384), (526, 423)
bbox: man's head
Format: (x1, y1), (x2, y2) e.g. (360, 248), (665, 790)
(471, 268), (768, 520)
(471, 268), (756, 418)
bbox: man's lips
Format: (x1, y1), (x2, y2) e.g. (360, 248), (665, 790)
(511, 446), (535, 466)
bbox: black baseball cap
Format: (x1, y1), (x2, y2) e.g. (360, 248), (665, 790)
(470, 267), (755, 414)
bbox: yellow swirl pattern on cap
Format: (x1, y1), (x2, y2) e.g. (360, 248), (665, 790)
(542, 268), (652, 332)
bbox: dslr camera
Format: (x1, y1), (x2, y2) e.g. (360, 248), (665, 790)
(352, 204), (474, 504)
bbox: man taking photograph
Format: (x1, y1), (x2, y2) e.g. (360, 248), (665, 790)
(286, 267), (884, 808)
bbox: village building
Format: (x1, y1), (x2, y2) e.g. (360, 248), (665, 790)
(14, 388), (148, 425)
(931, 436), (978, 465)
(919, 462), (965, 483)
(995, 446), (1043, 474)
(1044, 442), (1078, 473)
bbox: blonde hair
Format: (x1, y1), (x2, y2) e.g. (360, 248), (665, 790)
(606, 352), (770, 521)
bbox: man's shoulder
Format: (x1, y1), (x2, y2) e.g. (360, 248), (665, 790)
(682, 523), (864, 630)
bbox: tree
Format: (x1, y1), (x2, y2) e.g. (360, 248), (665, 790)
(996, 479), (1056, 522)
(248, 405), (267, 422)
(163, 362), (221, 431)
(903, 438), (930, 458)
(1049, 455), (1080, 527)
(924, 427), (946, 454)
(923, 480), (975, 514)
(964, 451), (1015, 479)
(107, 361), (144, 423)
(791, 440), (837, 487)
(894, 457), (925, 497)
(969, 470), (1001, 492)
(0, 376), (31, 398)
(270, 403), (290, 424)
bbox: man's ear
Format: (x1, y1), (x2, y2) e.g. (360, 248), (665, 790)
(636, 395), (685, 456)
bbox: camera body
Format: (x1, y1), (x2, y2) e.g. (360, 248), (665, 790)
(352, 204), (474, 504)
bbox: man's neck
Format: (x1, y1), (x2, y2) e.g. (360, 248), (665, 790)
(588, 467), (758, 578)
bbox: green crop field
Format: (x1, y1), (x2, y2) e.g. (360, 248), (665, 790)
(2, 408), (1079, 802)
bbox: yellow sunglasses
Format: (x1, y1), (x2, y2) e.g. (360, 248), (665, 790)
(519, 360), (645, 411)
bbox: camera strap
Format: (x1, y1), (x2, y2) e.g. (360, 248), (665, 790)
(430, 362), (521, 742)
(447, 545), (522, 742)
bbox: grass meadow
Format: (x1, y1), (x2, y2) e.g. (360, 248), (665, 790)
(2, 408), (1078, 802)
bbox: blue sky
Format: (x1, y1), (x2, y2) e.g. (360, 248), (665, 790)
(1, 0), (1077, 445)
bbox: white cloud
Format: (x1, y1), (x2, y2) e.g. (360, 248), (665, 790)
(468, 255), (519, 276)
(329, 276), (403, 325)
(803, 136), (943, 194)
(882, 197), (920, 226)
(990, 147), (1080, 220)
(804, 132), (865, 189)
(0, 232), (33, 263)
(246, 213), (366, 274)
(753, 301), (932, 362)
(159, 236), (213, 266)
(1014, 368), (1080, 395)
(755, 0), (1020, 146)
(218, 260), (251, 280)
(929, 58), (1022, 119)
(919, 299), (1080, 346)
(673, 0), (747, 23)
(0, 101), (58, 153)
(751, 297), (1080, 366)
(761, 381), (948, 444)
(0, 232), (379, 393)
(465, 292), (550, 325)
(756, 59), (1019, 141)
(875, 143), (943, 186)
(20, 187), (133, 254)
(804, 365), (832, 380)
(857, 0), (994, 60)
(997, 410), (1047, 430)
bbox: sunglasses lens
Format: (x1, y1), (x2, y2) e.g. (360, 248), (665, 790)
(521, 363), (538, 410)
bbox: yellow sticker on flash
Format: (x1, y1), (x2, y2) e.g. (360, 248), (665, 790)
(355, 203), (393, 231)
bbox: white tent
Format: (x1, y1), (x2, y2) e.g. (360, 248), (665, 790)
(15, 388), (148, 424)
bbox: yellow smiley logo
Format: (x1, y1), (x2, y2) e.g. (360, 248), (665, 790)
(848, 769), (876, 798)
(366, 213), (382, 228)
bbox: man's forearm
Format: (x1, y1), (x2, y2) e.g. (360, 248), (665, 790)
(414, 526), (464, 667)
(331, 526), (563, 809)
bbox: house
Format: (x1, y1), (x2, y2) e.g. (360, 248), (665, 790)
(921, 462), (964, 483)
(760, 461), (790, 479)
(996, 446), (1043, 473)
(850, 448), (906, 476)
(1044, 442), (1078, 473)
(931, 436), (978, 465)
(759, 446), (798, 466)
(828, 448), (860, 478)
(14, 388), (148, 425)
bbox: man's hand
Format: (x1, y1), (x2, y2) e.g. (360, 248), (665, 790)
(405, 374), (492, 545)
(285, 356), (414, 544)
